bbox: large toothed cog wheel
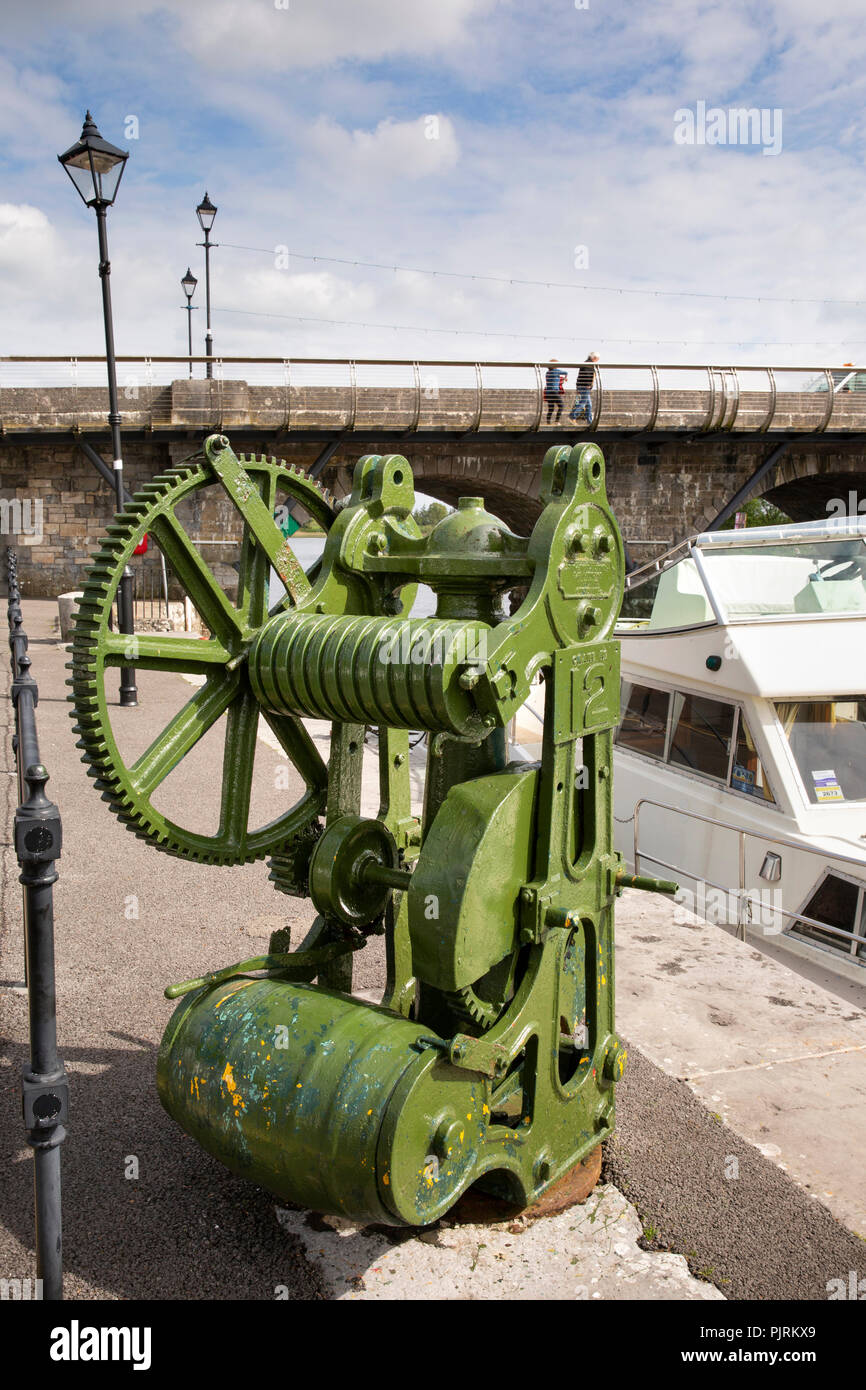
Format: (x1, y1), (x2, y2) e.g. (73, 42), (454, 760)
(68, 445), (337, 866)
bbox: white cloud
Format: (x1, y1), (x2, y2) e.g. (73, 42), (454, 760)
(0, 58), (72, 158)
(304, 115), (459, 186)
(176, 0), (497, 71)
(3, 0), (498, 72)
(0, 203), (60, 281)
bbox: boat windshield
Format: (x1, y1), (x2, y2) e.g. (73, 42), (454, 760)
(776, 698), (866, 804)
(699, 538), (866, 620)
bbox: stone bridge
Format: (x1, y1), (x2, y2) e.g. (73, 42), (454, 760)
(2, 358), (865, 597)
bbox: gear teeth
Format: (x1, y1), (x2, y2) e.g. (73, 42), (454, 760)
(68, 446), (336, 867)
(443, 983), (504, 1032)
(267, 820), (323, 896)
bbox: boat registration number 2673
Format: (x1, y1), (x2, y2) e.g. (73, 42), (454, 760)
(812, 770), (845, 802)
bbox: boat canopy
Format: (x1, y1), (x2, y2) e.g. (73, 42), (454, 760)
(694, 515), (866, 549)
(626, 517), (866, 629)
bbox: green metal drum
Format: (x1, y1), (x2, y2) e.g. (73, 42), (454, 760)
(157, 976), (487, 1226)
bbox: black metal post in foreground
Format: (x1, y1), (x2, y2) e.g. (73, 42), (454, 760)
(6, 550), (67, 1301)
(58, 112), (137, 707)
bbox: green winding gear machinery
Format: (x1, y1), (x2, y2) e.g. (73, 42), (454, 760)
(69, 433), (666, 1227)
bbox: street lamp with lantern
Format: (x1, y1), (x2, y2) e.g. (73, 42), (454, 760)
(181, 267), (198, 377)
(58, 111), (137, 707)
(195, 192), (217, 379)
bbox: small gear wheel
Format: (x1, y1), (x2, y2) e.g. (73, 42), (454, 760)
(441, 949), (522, 1035)
(268, 819), (324, 897)
(444, 984), (503, 1032)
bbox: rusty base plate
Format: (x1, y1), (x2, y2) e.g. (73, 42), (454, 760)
(446, 1144), (603, 1226)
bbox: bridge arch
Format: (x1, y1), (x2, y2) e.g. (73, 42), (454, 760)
(332, 450), (546, 536)
(406, 465), (543, 536)
(755, 457), (866, 523)
(685, 445), (866, 538)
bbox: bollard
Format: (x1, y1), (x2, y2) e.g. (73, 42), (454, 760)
(7, 550), (68, 1299)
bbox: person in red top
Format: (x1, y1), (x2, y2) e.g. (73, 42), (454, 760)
(543, 360), (567, 423)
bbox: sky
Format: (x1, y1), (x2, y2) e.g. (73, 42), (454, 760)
(2, 0), (866, 369)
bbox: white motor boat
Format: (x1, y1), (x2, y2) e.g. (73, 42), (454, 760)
(605, 515), (866, 979)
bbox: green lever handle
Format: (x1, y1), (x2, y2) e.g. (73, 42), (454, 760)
(616, 870), (679, 896)
(164, 938), (366, 999)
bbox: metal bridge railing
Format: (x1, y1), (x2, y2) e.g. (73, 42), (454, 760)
(1, 357), (865, 434)
(6, 549), (67, 1300)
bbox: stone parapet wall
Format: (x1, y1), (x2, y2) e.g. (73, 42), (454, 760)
(2, 432), (863, 598)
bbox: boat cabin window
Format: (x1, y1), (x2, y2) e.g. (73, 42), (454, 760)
(731, 712), (775, 802)
(669, 693), (735, 780)
(790, 873), (866, 959)
(617, 681), (775, 802)
(775, 699), (866, 804)
(618, 682), (668, 759)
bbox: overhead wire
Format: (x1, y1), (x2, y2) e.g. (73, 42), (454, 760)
(215, 305), (866, 349)
(219, 241), (866, 309)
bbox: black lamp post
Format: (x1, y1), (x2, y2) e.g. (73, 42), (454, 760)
(181, 267), (198, 378)
(196, 192), (217, 379)
(58, 111), (137, 707)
